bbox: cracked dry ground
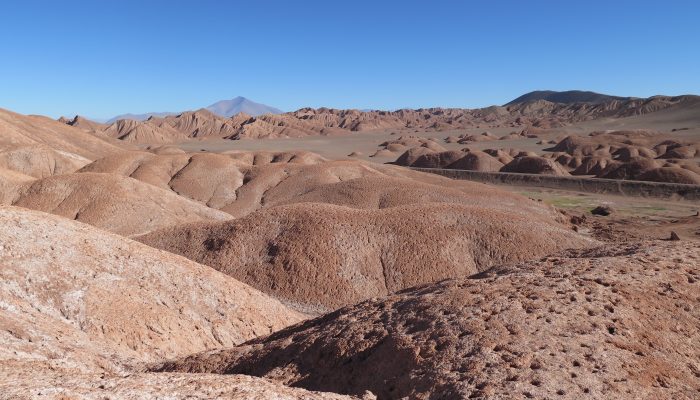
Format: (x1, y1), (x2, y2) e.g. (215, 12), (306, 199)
(157, 241), (700, 400)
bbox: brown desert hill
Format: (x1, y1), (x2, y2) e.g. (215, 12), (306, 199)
(100, 109), (241, 143)
(0, 206), (365, 399)
(102, 117), (189, 143)
(267, 176), (563, 218)
(549, 152), (581, 169)
(82, 151), (539, 219)
(638, 166), (700, 184)
(539, 133), (700, 183)
(546, 132), (693, 160)
(99, 109), (335, 143)
(611, 145), (657, 161)
(571, 156), (616, 176)
(0, 168), (34, 204)
(153, 109), (240, 138)
(544, 135), (605, 156)
(483, 148), (515, 164)
(393, 147), (435, 166)
(0, 108), (129, 159)
(138, 201), (595, 313)
(409, 150), (464, 168)
(596, 157), (660, 180)
(80, 151), (250, 210)
(225, 162), (576, 219)
(228, 112), (343, 139)
(78, 150), (333, 217)
(398, 148), (507, 172)
(0, 205), (302, 372)
(380, 136), (446, 152)
(445, 150), (505, 172)
(156, 241), (700, 400)
(390, 128), (699, 184)
(5, 172), (231, 236)
(500, 156), (571, 176)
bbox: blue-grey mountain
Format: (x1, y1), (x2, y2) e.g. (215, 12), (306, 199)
(106, 97), (282, 123)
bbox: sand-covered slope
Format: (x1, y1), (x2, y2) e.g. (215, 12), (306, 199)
(138, 200), (595, 312)
(0, 206), (303, 374)
(157, 241), (700, 400)
(6, 172), (231, 236)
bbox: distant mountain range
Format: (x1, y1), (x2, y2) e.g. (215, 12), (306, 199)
(102, 91), (665, 123)
(106, 97), (282, 123)
(206, 97), (283, 118)
(504, 90), (632, 106)
(105, 112), (178, 124)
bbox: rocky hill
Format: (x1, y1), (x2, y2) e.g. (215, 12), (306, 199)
(156, 240), (700, 399)
(138, 181), (595, 313)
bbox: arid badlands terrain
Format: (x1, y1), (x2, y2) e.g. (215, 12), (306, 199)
(1, 91), (699, 399)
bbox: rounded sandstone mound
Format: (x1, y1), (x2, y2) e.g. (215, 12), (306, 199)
(156, 241), (700, 400)
(0, 206), (303, 373)
(445, 150), (504, 172)
(501, 156), (571, 176)
(8, 172), (231, 236)
(0, 167), (35, 203)
(638, 167), (700, 184)
(268, 175), (545, 213)
(138, 201), (596, 313)
(393, 147), (435, 166)
(409, 150), (464, 168)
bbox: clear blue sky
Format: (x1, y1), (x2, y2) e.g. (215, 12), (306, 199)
(1, 0), (699, 119)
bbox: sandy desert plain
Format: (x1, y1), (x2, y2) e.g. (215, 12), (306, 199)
(1, 91), (699, 399)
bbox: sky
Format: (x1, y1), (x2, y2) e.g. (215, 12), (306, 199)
(1, 0), (699, 119)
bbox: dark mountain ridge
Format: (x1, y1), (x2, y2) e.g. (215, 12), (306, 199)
(505, 90), (632, 106)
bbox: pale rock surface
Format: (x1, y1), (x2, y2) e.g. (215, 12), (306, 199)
(0, 206), (303, 374)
